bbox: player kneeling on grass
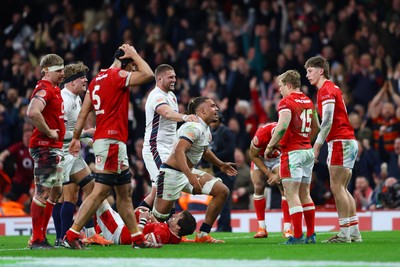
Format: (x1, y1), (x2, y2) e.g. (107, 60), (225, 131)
(152, 97), (237, 243)
(95, 203), (196, 244)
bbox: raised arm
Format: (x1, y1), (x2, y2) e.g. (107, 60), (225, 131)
(368, 84), (387, 119)
(119, 44), (154, 86)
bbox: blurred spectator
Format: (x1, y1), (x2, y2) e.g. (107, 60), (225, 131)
(348, 53), (383, 110)
(208, 112), (236, 232)
(379, 136), (400, 180)
(351, 139), (380, 191)
(368, 81), (400, 152)
(310, 171), (331, 206)
(231, 148), (253, 210)
(353, 176), (373, 210)
(378, 177), (400, 210)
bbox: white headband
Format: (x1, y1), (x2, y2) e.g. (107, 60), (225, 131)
(46, 65), (64, 72)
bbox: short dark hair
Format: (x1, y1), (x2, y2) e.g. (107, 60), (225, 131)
(177, 210), (197, 236)
(155, 64), (174, 77)
(114, 48), (134, 69)
(304, 56), (330, 79)
(187, 97), (209, 115)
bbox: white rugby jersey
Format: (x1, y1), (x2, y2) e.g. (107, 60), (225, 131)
(61, 88), (82, 151)
(143, 87), (179, 156)
(176, 118), (212, 165)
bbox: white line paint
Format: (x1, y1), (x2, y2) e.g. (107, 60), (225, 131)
(1, 257), (400, 267)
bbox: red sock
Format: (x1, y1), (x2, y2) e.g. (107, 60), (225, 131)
(302, 202), (315, 237)
(281, 198), (291, 224)
(290, 209), (303, 239)
(131, 232), (145, 244)
(66, 229), (81, 240)
(31, 198), (45, 242)
(42, 200), (55, 237)
(253, 196), (266, 221)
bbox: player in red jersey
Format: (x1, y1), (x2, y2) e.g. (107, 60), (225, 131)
(249, 122), (292, 239)
(264, 70), (320, 245)
(26, 54), (66, 249)
(65, 44), (161, 249)
(305, 56), (362, 243)
(94, 204), (196, 245)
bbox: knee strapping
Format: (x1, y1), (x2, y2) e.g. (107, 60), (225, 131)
(201, 177), (222, 195)
(152, 208), (170, 221)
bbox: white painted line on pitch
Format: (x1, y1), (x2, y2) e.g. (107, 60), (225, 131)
(1, 257), (399, 267)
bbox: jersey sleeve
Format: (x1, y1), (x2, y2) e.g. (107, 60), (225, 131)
(319, 85), (336, 106)
(178, 123), (201, 144)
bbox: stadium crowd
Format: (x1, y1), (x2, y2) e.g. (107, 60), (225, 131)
(1, 0), (400, 220)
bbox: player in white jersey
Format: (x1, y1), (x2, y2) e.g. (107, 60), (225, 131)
(153, 97), (237, 243)
(52, 62), (111, 247)
(140, 64), (197, 210)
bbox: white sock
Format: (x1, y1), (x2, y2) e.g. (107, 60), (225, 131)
(339, 217), (350, 238)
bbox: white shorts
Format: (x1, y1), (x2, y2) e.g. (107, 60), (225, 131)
(157, 166), (221, 201)
(29, 147), (63, 187)
(327, 139), (358, 169)
(280, 148), (314, 184)
(62, 153), (88, 183)
(93, 139), (129, 174)
(96, 205), (124, 245)
(142, 148), (169, 185)
(251, 157), (280, 171)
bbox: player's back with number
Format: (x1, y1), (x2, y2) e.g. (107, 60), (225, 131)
(278, 92), (314, 152)
(88, 68), (130, 142)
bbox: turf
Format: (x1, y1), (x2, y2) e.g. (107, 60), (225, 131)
(0, 231), (399, 265)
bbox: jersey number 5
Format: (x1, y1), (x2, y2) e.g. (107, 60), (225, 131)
(92, 85), (105, 115)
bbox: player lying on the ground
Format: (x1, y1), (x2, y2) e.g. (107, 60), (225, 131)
(95, 203), (197, 244)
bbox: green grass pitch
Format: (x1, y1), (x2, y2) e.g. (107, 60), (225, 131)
(1, 231), (399, 267)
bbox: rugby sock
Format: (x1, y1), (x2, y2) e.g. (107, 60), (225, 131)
(281, 197), (291, 225)
(339, 217), (350, 238)
(61, 201), (75, 237)
(131, 231), (145, 243)
(253, 194), (266, 228)
(52, 202), (62, 239)
(84, 218), (95, 237)
(198, 223), (212, 237)
(66, 228), (80, 240)
(42, 199), (56, 237)
(289, 206), (304, 239)
(302, 202), (315, 237)
(31, 197), (45, 242)
(349, 215), (360, 235)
